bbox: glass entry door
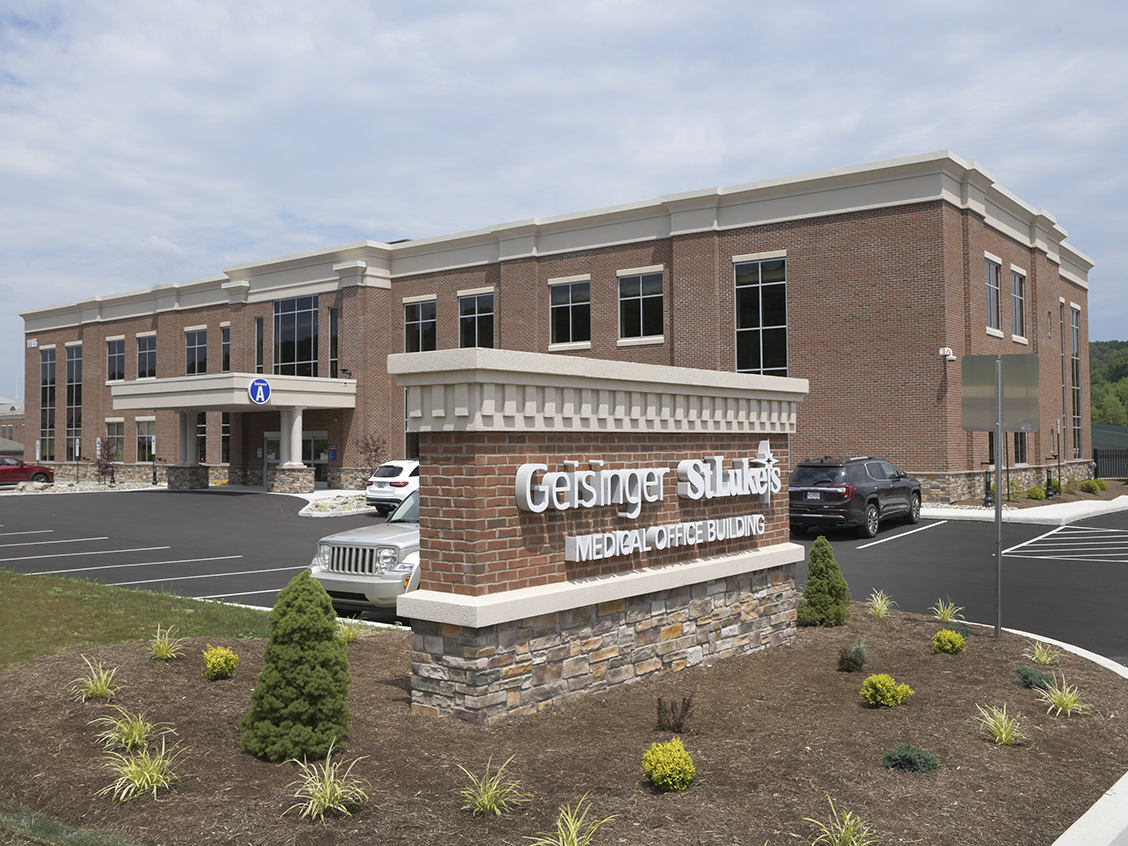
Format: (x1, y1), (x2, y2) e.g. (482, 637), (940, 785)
(264, 430), (329, 482)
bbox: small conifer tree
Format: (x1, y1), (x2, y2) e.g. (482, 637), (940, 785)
(796, 535), (851, 626)
(239, 571), (353, 762)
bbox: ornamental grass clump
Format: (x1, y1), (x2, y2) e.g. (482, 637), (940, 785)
(91, 706), (171, 752)
(526, 794), (619, 846)
(70, 656), (119, 702)
(929, 597), (964, 622)
(865, 589), (896, 618)
(98, 738), (186, 802)
(148, 624), (184, 660)
(804, 797), (878, 846)
(456, 755), (532, 816)
(202, 645), (239, 680)
(642, 736), (696, 792)
(1037, 674), (1092, 717)
(285, 742), (369, 821)
(860, 673), (914, 707)
(240, 572), (353, 763)
(797, 536), (850, 627)
(336, 618), (367, 645)
(1022, 640), (1062, 666)
(976, 703), (1025, 745)
(932, 629), (966, 655)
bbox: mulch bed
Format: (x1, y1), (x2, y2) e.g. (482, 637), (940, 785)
(2, 605), (1127, 845)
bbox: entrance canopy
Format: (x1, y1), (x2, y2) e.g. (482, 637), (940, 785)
(111, 373), (356, 469)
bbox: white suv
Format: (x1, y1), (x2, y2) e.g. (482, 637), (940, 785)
(365, 460), (419, 514)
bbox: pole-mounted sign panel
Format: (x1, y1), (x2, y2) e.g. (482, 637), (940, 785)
(961, 354), (1039, 433)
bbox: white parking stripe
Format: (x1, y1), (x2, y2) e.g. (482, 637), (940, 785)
(197, 588), (287, 599)
(1003, 524), (1128, 563)
(0, 546), (170, 563)
(31, 555), (243, 576)
(112, 566), (305, 587)
(0, 530), (54, 538)
(0, 536), (109, 549)
(855, 521), (948, 549)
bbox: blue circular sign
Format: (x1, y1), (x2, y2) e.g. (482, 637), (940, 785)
(248, 378), (271, 405)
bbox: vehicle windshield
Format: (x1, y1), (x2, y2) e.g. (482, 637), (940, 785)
(387, 491), (419, 523)
(790, 466), (849, 487)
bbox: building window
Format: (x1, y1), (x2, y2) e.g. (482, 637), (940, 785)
(274, 297), (318, 376)
(1011, 271), (1026, 338)
(735, 258), (787, 376)
(1071, 306), (1082, 458)
(405, 300), (437, 352)
(985, 258), (1001, 331)
(618, 273), (663, 339)
(39, 348), (55, 461)
(550, 282), (590, 345)
(137, 335), (156, 379)
(65, 345), (82, 461)
(137, 420), (155, 463)
(221, 326), (230, 373)
(329, 307), (339, 377)
(197, 412), (207, 463)
(105, 421), (124, 463)
(255, 317), (264, 374)
(107, 339), (125, 382)
(186, 329), (207, 375)
(221, 412), (230, 464)
(1014, 432), (1029, 464)
(459, 293), (494, 349)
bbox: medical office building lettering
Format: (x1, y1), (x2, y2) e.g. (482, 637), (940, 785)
(514, 442), (782, 563)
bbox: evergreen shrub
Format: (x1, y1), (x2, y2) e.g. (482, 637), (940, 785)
(642, 737), (695, 792)
(796, 536), (850, 627)
(860, 673), (914, 707)
(202, 645), (239, 680)
(1013, 666), (1053, 690)
(1080, 480), (1100, 494)
(837, 643), (868, 673)
(882, 743), (939, 774)
(240, 572), (353, 763)
(1026, 486), (1046, 500)
(939, 621), (971, 639)
(932, 630), (966, 655)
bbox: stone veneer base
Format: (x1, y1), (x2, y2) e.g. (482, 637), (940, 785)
(406, 554), (799, 725)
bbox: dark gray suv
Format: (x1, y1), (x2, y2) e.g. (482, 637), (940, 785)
(789, 456), (921, 538)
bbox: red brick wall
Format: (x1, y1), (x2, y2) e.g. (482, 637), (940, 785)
(417, 431), (790, 596)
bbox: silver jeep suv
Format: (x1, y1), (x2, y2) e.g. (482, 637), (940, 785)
(310, 490), (420, 615)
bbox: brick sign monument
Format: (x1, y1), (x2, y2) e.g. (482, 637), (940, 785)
(391, 349), (809, 725)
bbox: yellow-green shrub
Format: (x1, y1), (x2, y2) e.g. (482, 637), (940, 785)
(860, 673), (914, 707)
(202, 645), (239, 680)
(642, 737), (695, 792)
(933, 629), (966, 654)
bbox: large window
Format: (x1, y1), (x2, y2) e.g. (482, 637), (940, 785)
(274, 297), (318, 376)
(39, 348), (55, 461)
(329, 307), (339, 377)
(255, 317), (264, 374)
(137, 420), (155, 463)
(221, 325), (230, 372)
(405, 300), (437, 352)
(985, 258), (1001, 331)
(137, 335), (156, 379)
(196, 412), (207, 463)
(107, 339), (125, 382)
(65, 345), (82, 461)
(221, 412), (230, 464)
(459, 293), (494, 349)
(105, 421), (124, 463)
(186, 329), (207, 375)
(1071, 306), (1082, 458)
(1013, 432), (1028, 465)
(1011, 271), (1026, 338)
(618, 272), (663, 339)
(550, 281), (590, 345)
(735, 258), (787, 376)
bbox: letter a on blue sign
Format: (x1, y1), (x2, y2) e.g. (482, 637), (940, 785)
(248, 378), (271, 405)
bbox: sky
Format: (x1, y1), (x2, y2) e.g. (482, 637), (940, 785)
(2, 0), (1127, 403)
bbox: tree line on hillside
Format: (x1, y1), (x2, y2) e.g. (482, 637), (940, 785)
(1091, 340), (1128, 426)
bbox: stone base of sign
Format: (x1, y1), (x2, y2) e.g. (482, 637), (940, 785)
(266, 465), (316, 493)
(166, 464), (210, 490)
(402, 547), (799, 725)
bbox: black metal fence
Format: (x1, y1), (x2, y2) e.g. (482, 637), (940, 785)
(1093, 448), (1128, 480)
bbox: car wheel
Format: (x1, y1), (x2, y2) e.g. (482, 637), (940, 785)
(859, 503), (879, 538)
(30, 472), (49, 483)
(906, 493), (921, 524)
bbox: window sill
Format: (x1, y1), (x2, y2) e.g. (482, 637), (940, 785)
(1011, 335), (1029, 346)
(549, 341), (591, 352)
(986, 327), (1004, 338)
(616, 335), (664, 347)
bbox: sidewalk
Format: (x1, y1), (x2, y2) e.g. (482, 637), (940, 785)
(922, 495), (1128, 526)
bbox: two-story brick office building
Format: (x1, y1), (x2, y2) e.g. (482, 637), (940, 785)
(20, 150), (1093, 499)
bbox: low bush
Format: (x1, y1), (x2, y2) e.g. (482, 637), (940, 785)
(202, 645), (239, 681)
(1097, 478), (1109, 491)
(1013, 666), (1053, 690)
(882, 743), (939, 774)
(655, 694), (694, 733)
(1080, 479), (1100, 494)
(642, 737), (695, 792)
(860, 674), (914, 707)
(837, 643), (868, 673)
(1026, 486), (1046, 501)
(939, 621), (972, 639)
(932, 629), (966, 655)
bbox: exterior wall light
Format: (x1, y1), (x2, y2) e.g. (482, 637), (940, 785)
(939, 347), (957, 362)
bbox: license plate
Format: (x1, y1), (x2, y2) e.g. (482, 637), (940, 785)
(805, 491), (821, 500)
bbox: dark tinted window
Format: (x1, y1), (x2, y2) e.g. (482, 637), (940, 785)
(790, 465), (848, 487)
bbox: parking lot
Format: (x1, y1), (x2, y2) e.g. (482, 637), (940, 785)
(0, 488), (376, 608)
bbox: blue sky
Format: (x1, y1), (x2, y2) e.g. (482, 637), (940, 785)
(3, 0), (1127, 402)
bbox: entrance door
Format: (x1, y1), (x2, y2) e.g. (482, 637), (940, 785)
(264, 432), (281, 485)
(303, 431), (329, 483)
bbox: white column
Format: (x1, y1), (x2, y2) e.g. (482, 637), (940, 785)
(278, 409), (292, 467)
(185, 411), (199, 465)
(282, 407), (304, 468)
(177, 412), (190, 465)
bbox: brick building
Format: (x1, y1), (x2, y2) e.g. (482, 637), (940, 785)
(19, 151), (1093, 500)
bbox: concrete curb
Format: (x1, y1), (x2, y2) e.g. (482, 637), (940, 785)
(921, 496), (1128, 525)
